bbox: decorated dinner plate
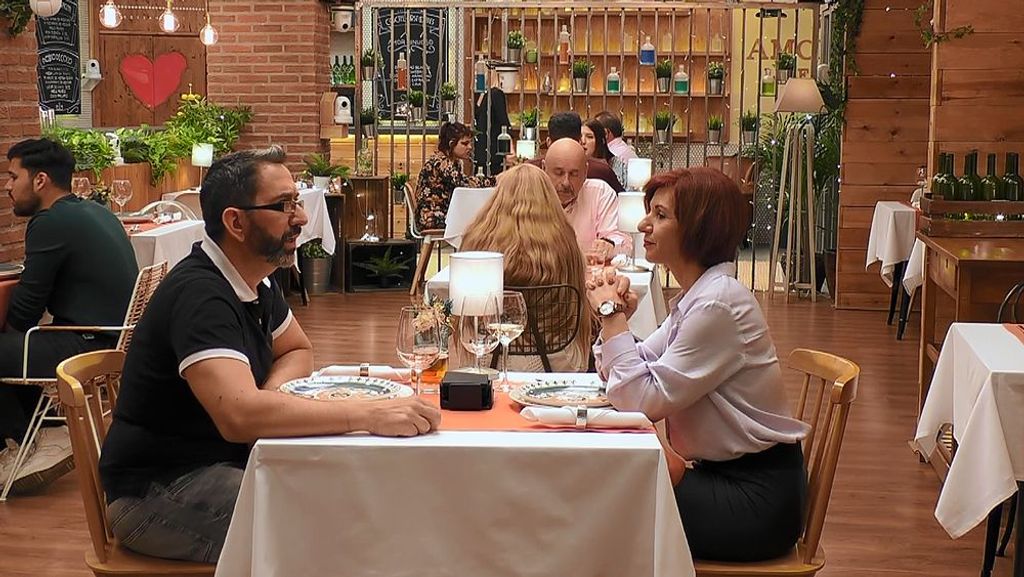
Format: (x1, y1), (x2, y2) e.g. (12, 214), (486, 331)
(280, 375), (413, 401)
(509, 379), (611, 408)
(0, 263), (24, 280)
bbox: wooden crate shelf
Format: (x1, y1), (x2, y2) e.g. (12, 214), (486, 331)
(920, 196), (1024, 237)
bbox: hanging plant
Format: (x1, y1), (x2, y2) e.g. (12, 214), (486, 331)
(913, 3), (974, 47)
(0, 0), (33, 36)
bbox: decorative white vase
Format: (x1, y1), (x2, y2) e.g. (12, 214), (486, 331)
(313, 176), (331, 190)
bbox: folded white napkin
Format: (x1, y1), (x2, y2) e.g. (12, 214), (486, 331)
(520, 406), (651, 429)
(315, 365), (411, 381)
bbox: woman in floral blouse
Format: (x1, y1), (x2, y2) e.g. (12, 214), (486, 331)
(415, 122), (495, 231)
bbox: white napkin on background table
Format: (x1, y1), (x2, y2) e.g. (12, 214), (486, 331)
(520, 406), (652, 429)
(315, 365), (411, 381)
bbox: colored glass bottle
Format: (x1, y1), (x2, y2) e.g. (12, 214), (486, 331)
(673, 65), (689, 94)
(606, 67), (621, 94)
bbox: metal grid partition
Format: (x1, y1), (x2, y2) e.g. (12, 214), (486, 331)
(353, 0), (823, 291)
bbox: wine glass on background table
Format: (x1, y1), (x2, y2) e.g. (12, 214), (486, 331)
(396, 305), (441, 395)
(111, 180), (133, 215)
(492, 291), (526, 393)
(72, 177), (91, 200)
(458, 295), (500, 374)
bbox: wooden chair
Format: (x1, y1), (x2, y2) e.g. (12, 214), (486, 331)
(659, 348), (859, 577)
(491, 284), (583, 372)
(405, 185), (448, 297)
(0, 261), (168, 501)
(56, 349), (215, 576)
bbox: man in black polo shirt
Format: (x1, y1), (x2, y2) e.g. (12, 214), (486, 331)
(99, 146), (441, 563)
(0, 138), (137, 494)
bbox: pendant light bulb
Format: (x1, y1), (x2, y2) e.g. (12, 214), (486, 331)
(158, 0), (180, 33)
(29, 0), (63, 18)
(200, 13), (218, 46)
(98, 0), (122, 28)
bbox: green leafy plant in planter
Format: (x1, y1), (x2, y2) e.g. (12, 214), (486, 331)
(507, 30), (525, 50)
(655, 59), (673, 79)
(116, 126), (178, 185)
(407, 90), (425, 108)
(360, 48), (382, 68)
(440, 82), (458, 101)
(654, 110), (675, 131)
(741, 111), (759, 132)
(777, 52), (796, 71)
(571, 58), (594, 79)
(164, 92), (253, 159)
(519, 107), (538, 128)
(707, 114), (724, 131)
(707, 61), (725, 80)
(303, 153), (349, 178)
(299, 239), (331, 259)
(42, 125), (116, 178)
(353, 247), (413, 289)
(391, 172), (410, 203)
(299, 239), (332, 295)
(0, 0), (33, 36)
(360, 107), (377, 125)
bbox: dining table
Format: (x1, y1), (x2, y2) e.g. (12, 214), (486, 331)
(216, 371), (693, 577)
(126, 219), (206, 270)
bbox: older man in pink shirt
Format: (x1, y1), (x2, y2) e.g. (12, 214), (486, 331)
(542, 139), (632, 255)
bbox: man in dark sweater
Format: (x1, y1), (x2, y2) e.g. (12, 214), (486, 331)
(0, 138), (138, 494)
(528, 111), (624, 192)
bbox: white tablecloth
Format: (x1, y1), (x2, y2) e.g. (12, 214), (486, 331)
(129, 220), (205, 270)
(902, 238), (926, 295)
(865, 201), (917, 287)
(912, 323), (1024, 538)
(217, 430), (692, 577)
(442, 186), (495, 249)
(425, 259), (668, 340)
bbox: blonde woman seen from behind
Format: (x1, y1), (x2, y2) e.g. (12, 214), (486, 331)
(460, 164), (592, 373)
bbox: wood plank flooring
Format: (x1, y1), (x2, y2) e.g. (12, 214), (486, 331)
(0, 291), (1013, 576)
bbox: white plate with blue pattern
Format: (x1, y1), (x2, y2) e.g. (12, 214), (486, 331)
(280, 375), (413, 401)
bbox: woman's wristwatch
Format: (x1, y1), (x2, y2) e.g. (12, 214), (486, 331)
(598, 300), (625, 318)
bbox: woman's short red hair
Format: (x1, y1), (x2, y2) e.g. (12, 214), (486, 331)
(642, 167), (747, 268)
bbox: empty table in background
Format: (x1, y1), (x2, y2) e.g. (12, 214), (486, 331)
(128, 220), (205, 270)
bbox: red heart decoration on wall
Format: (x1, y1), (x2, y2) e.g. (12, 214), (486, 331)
(119, 52), (188, 109)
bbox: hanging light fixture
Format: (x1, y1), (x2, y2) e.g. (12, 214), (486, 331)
(199, 13), (218, 46)
(98, 0), (122, 28)
(29, 0), (63, 18)
(158, 0), (180, 33)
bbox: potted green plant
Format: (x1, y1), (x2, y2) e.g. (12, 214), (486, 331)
(507, 30), (525, 62)
(440, 82), (458, 119)
(707, 114), (724, 144)
(519, 107), (539, 141)
(741, 111), (758, 146)
(299, 239), (332, 295)
(707, 61), (725, 96)
(391, 172), (410, 204)
(408, 89), (425, 122)
(654, 110), (675, 145)
(303, 153), (347, 190)
(360, 48), (381, 80)
(353, 247), (412, 289)
(360, 107), (376, 139)
(43, 125), (116, 179)
(572, 58), (594, 94)
(777, 52), (796, 83)
(655, 59), (673, 93)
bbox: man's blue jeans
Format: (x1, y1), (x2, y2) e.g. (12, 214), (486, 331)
(107, 462), (243, 563)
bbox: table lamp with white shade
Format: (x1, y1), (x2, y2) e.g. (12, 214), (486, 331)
(768, 78), (825, 303)
(626, 158), (653, 192)
(617, 191), (649, 272)
(191, 143), (214, 190)
(450, 251), (504, 374)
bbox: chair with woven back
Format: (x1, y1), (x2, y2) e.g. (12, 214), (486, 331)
(0, 261), (168, 501)
(490, 284), (583, 372)
(657, 348), (859, 577)
(405, 184), (448, 297)
(56, 349), (215, 577)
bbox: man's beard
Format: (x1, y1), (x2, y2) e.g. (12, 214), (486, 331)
(557, 185), (578, 210)
(253, 224), (301, 267)
(11, 192), (41, 217)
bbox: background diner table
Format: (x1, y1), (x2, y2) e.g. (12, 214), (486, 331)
(216, 372), (693, 577)
(127, 219), (205, 270)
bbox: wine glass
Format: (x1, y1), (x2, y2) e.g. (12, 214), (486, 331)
(111, 180), (133, 215)
(71, 177), (91, 200)
(396, 305), (441, 395)
(493, 291), (527, 393)
(458, 295), (500, 373)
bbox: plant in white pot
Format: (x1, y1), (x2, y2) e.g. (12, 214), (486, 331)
(571, 58), (594, 94)
(360, 48), (381, 80)
(707, 114), (723, 144)
(304, 153), (347, 190)
(407, 90), (425, 122)
(655, 59), (673, 93)
(654, 110), (675, 145)
(360, 107), (376, 139)
(707, 61), (725, 96)
(299, 239), (332, 295)
(777, 52), (796, 84)
(440, 82), (458, 120)
(519, 107), (538, 141)
(391, 171), (410, 204)
(741, 111), (758, 146)
(507, 30), (525, 62)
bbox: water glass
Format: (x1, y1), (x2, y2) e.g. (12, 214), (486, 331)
(396, 305), (441, 395)
(71, 177), (91, 200)
(111, 180), (133, 215)
(494, 291), (527, 393)
(458, 295), (500, 373)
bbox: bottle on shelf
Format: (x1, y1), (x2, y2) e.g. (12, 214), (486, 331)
(639, 35), (656, 66)
(474, 54), (487, 94)
(1004, 152), (1023, 204)
(558, 25), (571, 65)
(542, 72), (553, 95)
(710, 13), (725, 53)
(761, 67), (776, 97)
(660, 32), (673, 53)
(396, 52), (409, 91)
(673, 65), (690, 95)
(525, 40), (538, 64)
(346, 56), (356, 84)
(959, 151), (983, 203)
(606, 67), (621, 94)
(557, 71), (570, 94)
(496, 126), (512, 156)
(982, 153), (1003, 202)
(931, 153), (950, 198)
(331, 55), (343, 87)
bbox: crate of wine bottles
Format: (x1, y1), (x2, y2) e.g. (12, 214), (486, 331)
(920, 195), (1024, 237)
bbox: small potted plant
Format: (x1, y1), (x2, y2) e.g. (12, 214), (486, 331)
(777, 52), (796, 83)
(654, 110), (675, 145)
(519, 107), (539, 141)
(299, 239), (332, 295)
(360, 48), (381, 80)
(391, 172), (410, 204)
(707, 61), (725, 96)
(440, 82), (458, 120)
(572, 58), (594, 94)
(353, 247), (412, 289)
(303, 153), (346, 190)
(707, 114), (723, 144)
(360, 107), (376, 139)
(507, 30), (525, 62)
(407, 90), (425, 122)
(655, 59), (673, 93)
(741, 111), (758, 146)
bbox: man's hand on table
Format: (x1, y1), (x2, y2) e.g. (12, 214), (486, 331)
(359, 397), (442, 437)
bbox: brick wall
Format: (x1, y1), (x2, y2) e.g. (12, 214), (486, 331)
(206, 0), (330, 174)
(0, 20), (41, 262)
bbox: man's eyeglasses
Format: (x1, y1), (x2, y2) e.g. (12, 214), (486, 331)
(236, 198), (304, 215)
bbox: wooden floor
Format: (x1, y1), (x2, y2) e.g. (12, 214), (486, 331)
(0, 291), (1013, 576)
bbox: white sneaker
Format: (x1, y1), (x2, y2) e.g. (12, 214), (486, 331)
(7, 426), (74, 494)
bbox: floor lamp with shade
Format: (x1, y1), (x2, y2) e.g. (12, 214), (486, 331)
(767, 78), (825, 303)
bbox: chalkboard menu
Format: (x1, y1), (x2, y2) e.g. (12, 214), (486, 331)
(374, 8), (449, 123)
(36, 0), (81, 115)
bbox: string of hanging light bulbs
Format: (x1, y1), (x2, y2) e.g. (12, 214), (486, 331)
(97, 1), (219, 45)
